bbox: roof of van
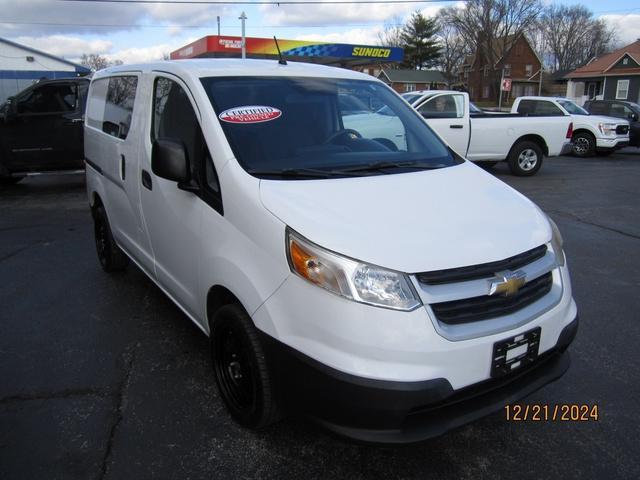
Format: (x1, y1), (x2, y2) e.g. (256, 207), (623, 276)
(92, 58), (373, 81)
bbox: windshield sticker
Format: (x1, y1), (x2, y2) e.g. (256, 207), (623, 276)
(218, 106), (282, 124)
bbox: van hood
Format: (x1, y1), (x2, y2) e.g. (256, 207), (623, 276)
(259, 162), (551, 273)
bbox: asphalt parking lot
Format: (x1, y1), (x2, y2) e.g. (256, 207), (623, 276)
(1, 150), (639, 480)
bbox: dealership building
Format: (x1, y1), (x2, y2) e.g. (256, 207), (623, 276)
(170, 35), (403, 76)
(0, 37), (90, 104)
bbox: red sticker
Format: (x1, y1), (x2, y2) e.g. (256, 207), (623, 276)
(218, 105), (282, 124)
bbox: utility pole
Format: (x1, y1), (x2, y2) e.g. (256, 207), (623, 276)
(217, 16), (220, 36)
(239, 12), (247, 59)
(538, 67), (543, 96)
(498, 67), (504, 111)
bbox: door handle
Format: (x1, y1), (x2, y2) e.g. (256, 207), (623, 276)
(141, 169), (152, 190)
(64, 118), (83, 125)
(120, 155), (126, 181)
(450, 124), (464, 129)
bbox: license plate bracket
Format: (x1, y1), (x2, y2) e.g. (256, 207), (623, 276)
(491, 327), (541, 378)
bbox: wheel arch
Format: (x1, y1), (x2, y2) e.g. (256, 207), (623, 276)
(509, 134), (548, 157)
(572, 128), (596, 140)
(206, 285), (244, 334)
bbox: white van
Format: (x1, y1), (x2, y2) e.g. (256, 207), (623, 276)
(85, 59), (578, 443)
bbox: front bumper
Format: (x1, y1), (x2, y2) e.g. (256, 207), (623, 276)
(262, 317), (578, 443)
(596, 137), (630, 150)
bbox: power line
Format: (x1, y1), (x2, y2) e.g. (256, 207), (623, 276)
(0, 20), (400, 28)
(59, 0), (461, 5)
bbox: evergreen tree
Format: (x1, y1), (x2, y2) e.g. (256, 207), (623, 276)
(400, 12), (442, 70)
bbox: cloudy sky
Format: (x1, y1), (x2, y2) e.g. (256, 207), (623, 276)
(1, 0), (639, 64)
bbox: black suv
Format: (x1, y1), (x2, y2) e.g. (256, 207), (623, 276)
(0, 77), (90, 184)
(583, 99), (640, 148)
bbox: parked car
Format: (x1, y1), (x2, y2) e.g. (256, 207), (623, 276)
(583, 99), (640, 148)
(357, 90), (574, 176)
(0, 77), (89, 184)
(511, 96), (630, 157)
(85, 60), (578, 443)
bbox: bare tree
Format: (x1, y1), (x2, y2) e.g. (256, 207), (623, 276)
(80, 53), (122, 72)
(377, 16), (404, 48)
(539, 5), (616, 72)
(436, 8), (470, 87)
(445, 0), (543, 96)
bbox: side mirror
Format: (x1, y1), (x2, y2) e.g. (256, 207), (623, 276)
(152, 138), (190, 184)
(3, 98), (17, 122)
(630, 113), (639, 122)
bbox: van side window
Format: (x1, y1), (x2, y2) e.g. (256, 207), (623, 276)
(152, 77), (222, 212)
(104, 77), (137, 139)
(17, 83), (78, 114)
(86, 76), (138, 140)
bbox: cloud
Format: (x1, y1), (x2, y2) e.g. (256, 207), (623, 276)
(295, 28), (384, 45)
(599, 14), (640, 46)
(259, 3), (414, 26)
(107, 39), (197, 64)
(0, 0), (232, 37)
(12, 35), (112, 59)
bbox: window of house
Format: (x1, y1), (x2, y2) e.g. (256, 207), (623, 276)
(525, 64), (533, 76)
(153, 77), (222, 211)
(483, 66), (488, 78)
(616, 80), (630, 99)
(623, 58), (629, 65)
(503, 64), (511, 77)
(404, 83), (416, 92)
(482, 86), (489, 98)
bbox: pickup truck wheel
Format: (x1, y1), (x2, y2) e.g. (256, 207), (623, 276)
(93, 206), (129, 272)
(508, 142), (543, 176)
(211, 304), (281, 429)
(572, 132), (596, 157)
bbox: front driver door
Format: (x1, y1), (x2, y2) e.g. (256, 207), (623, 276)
(139, 74), (205, 318)
(416, 93), (470, 156)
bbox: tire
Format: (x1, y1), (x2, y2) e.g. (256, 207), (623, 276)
(93, 206), (129, 272)
(507, 141), (544, 176)
(476, 161), (498, 169)
(572, 132), (596, 157)
(0, 175), (25, 185)
(210, 304), (281, 429)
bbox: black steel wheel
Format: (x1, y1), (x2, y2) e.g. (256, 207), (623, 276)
(572, 132), (596, 157)
(211, 304), (281, 429)
(93, 206), (129, 272)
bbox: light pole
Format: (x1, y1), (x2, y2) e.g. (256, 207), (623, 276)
(239, 12), (247, 59)
(217, 16), (220, 36)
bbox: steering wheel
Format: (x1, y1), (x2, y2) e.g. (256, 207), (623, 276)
(324, 128), (362, 144)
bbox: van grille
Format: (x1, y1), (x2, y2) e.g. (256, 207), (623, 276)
(430, 272), (553, 325)
(616, 125), (629, 135)
(416, 245), (547, 286)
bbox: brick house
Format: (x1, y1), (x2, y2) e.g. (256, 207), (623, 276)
(456, 34), (542, 103)
(565, 39), (640, 105)
(377, 68), (448, 94)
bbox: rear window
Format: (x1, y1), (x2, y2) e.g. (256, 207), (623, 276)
(200, 76), (459, 178)
(87, 76), (138, 140)
(517, 100), (564, 116)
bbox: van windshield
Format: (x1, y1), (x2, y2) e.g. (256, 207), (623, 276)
(200, 76), (460, 179)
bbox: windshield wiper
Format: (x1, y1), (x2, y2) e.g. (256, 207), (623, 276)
(335, 161), (447, 173)
(247, 168), (333, 178)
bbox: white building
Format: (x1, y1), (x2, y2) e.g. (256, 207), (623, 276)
(0, 37), (90, 104)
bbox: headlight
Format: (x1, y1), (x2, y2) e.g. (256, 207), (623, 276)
(286, 228), (421, 311)
(547, 216), (565, 267)
(597, 123), (617, 136)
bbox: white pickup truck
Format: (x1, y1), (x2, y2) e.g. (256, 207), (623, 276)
(511, 96), (630, 157)
(346, 90), (573, 176)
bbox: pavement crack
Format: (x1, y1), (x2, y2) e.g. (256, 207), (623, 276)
(549, 210), (640, 241)
(0, 388), (110, 404)
(99, 345), (137, 480)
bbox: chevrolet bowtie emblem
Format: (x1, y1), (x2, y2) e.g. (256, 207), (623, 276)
(488, 270), (526, 297)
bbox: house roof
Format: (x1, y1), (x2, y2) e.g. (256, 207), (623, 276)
(565, 40), (640, 78)
(379, 68), (447, 84)
(0, 37), (91, 73)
